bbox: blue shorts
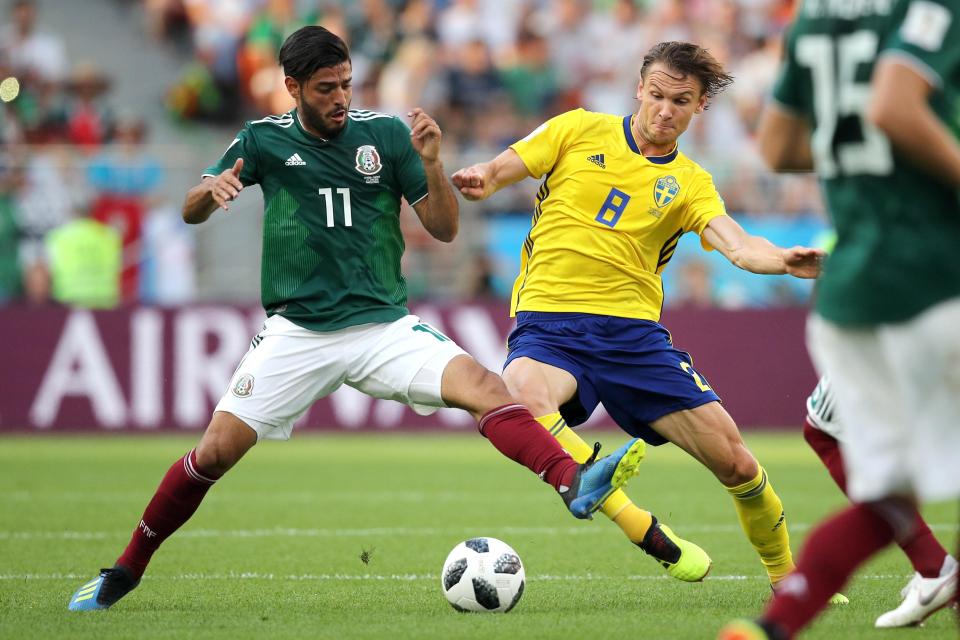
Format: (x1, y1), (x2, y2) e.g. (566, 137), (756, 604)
(504, 312), (721, 446)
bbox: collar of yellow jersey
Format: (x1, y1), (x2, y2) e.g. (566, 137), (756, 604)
(622, 115), (679, 164)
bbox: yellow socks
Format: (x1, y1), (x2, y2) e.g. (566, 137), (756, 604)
(725, 466), (795, 583)
(535, 412), (653, 542)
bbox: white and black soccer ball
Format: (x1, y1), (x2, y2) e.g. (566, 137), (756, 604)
(440, 537), (525, 613)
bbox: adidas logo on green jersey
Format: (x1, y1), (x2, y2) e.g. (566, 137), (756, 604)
(285, 153), (307, 166)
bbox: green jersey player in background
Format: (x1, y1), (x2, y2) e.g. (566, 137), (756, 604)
(721, 0), (960, 638)
(67, 26), (645, 612)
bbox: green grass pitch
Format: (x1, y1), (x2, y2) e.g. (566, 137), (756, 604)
(1, 432), (957, 639)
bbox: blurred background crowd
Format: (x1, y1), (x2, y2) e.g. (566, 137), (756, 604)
(0, 0), (827, 311)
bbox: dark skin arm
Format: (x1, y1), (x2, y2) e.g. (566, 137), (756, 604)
(408, 108), (459, 242)
(868, 58), (960, 189)
(182, 158), (244, 225)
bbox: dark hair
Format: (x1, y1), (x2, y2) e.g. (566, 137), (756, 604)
(278, 26), (350, 83)
(640, 41), (733, 105)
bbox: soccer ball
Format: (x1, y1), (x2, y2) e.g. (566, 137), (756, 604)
(440, 537), (525, 613)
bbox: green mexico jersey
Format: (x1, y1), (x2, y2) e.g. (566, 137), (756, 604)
(773, 0), (960, 325)
(204, 109), (428, 331)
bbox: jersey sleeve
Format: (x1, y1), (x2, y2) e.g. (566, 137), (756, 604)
(509, 109), (584, 178)
(770, 26), (806, 113)
(882, 0), (960, 89)
(683, 172), (728, 251)
(389, 117), (428, 206)
(202, 125), (262, 186)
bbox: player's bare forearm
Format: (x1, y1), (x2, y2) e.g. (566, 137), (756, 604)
(704, 216), (823, 278)
(452, 149), (531, 201)
(758, 103), (814, 172)
(869, 59), (960, 189)
(183, 159), (246, 224)
(731, 238), (823, 279)
(182, 180), (219, 225)
(414, 159), (459, 242)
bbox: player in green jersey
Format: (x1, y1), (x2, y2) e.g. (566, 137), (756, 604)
(67, 26), (646, 612)
(721, 1), (960, 638)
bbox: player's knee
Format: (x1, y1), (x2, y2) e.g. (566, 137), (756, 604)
(195, 415), (255, 475)
(471, 369), (516, 411)
(194, 438), (240, 476)
(716, 447), (760, 486)
(501, 372), (553, 416)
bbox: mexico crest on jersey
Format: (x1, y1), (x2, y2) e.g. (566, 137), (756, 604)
(654, 175), (680, 208)
(232, 374), (254, 398)
(355, 145), (382, 176)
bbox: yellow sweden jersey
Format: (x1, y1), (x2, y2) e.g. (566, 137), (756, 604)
(509, 108), (727, 321)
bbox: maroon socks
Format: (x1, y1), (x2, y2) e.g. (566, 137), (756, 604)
(803, 420), (948, 578)
(763, 499), (913, 637)
(478, 404), (578, 492)
(116, 449), (220, 579)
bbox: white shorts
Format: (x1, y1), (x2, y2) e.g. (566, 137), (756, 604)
(807, 298), (960, 503)
(215, 314), (468, 440)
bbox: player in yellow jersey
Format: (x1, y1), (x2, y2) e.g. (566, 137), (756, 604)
(452, 42), (833, 592)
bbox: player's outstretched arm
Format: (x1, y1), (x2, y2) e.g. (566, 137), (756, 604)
(408, 108), (459, 242)
(869, 59), (960, 189)
(703, 215), (824, 279)
(757, 103), (813, 173)
(182, 158), (245, 225)
(451, 149), (531, 201)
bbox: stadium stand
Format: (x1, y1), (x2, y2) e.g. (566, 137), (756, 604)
(0, 0), (826, 309)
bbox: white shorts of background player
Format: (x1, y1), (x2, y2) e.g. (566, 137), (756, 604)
(807, 297), (960, 504)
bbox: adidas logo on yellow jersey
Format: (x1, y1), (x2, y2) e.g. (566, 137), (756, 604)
(586, 153), (605, 169)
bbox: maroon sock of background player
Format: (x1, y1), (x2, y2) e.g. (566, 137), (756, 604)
(802, 420), (848, 491)
(899, 516), (951, 578)
(478, 404), (578, 492)
(116, 449), (221, 579)
(762, 503), (897, 638)
(803, 420), (947, 578)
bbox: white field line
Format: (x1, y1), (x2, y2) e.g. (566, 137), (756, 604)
(0, 572), (912, 582)
(0, 523), (956, 542)
(2, 490), (516, 503)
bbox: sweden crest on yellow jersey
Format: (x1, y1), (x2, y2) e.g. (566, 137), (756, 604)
(654, 175), (680, 208)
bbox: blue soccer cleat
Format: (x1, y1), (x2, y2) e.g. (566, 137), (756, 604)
(562, 438), (646, 519)
(68, 566), (139, 611)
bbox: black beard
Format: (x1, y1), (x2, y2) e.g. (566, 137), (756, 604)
(300, 101), (347, 139)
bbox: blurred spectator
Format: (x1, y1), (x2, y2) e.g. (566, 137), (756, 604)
(45, 209), (121, 309)
(463, 251), (497, 300)
(439, 38), (505, 145)
(0, 0), (66, 85)
(87, 115), (163, 302)
(499, 28), (559, 118)
(61, 62), (113, 148)
(140, 203), (196, 305)
(15, 143), (87, 292)
(0, 0), (66, 142)
(670, 258), (716, 309)
(143, 0), (187, 41)
(377, 36), (440, 116)
(237, 0), (311, 114)
(168, 0), (257, 122)
(729, 32), (782, 136)
(579, 0), (650, 115)
(0, 159), (21, 301)
(537, 0), (592, 105)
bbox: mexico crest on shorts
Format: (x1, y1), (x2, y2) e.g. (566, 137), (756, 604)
(232, 374), (255, 398)
(355, 145), (382, 176)
(654, 175), (680, 208)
